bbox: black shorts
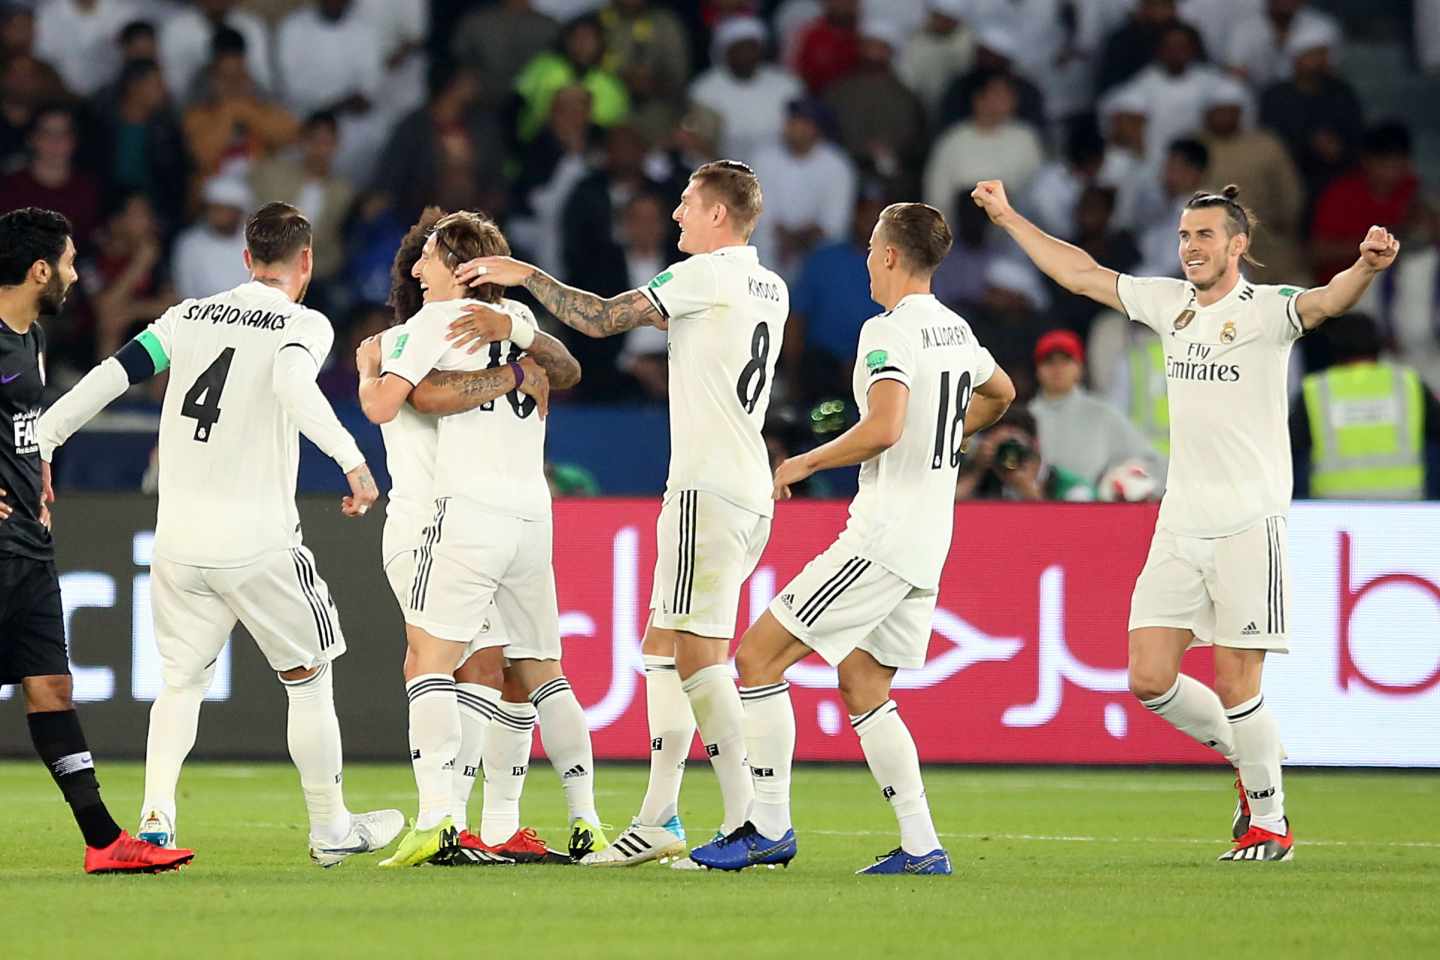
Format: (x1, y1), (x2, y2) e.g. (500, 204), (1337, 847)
(0, 555), (68, 686)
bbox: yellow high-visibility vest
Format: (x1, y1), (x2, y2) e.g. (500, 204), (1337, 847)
(1302, 361), (1424, 499)
(1128, 339), (1169, 457)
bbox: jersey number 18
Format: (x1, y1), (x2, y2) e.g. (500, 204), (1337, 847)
(931, 370), (972, 470)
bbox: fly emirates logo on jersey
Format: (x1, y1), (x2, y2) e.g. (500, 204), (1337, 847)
(1166, 340), (1241, 383)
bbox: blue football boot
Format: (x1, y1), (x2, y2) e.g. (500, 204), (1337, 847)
(856, 847), (952, 875)
(687, 822), (797, 871)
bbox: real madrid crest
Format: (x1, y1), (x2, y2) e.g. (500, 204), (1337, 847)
(1173, 309), (1194, 331)
(1220, 320), (1237, 343)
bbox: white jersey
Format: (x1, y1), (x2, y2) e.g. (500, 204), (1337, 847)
(142, 281), (339, 567)
(377, 324), (438, 561)
(381, 298), (549, 521)
(837, 294), (996, 590)
(640, 245), (788, 518)
(1117, 274), (1306, 537)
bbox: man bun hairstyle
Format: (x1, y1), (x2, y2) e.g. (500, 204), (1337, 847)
(431, 210), (511, 304)
(0, 206), (72, 287)
(245, 201), (312, 265)
(690, 159), (763, 238)
(1184, 183), (1264, 268)
(877, 202), (953, 274)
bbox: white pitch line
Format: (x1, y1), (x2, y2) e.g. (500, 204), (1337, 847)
(809, 829), (1440, 849)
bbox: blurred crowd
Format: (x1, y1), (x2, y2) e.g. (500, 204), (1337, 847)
(5, 0), (1440, 499)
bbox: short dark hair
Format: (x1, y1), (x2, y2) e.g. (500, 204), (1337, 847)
(1183, 183), (1263, 267)
(211, 24), (246, 59)
(245, 201), (311, 265)
(303, 109), (338, 136)
(1362, 122), (1412, 158)
(1323, 313), (1383, 362)
(389, 206), (446, 323)
(690, 160), (763, 238)
(1168, 137), (1210, 171)
(120, 19), (155, 45)
(25, 102), (76, 140)
(877, 202), (953, 273)
(430, 211), (512, 304)
(0, 207), (72, 287)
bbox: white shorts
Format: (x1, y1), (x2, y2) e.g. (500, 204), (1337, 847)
(407, 498), (561, 661)
(649, 489), (771, 639)
(769, 541), (938, 670)
(1128, 516), (1291, 653)
(151, 546), (346, 687)
(383, 546), (507, 659)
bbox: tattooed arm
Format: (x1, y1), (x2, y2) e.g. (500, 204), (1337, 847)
(526, 330), (582, 389)
(409, 355), (551, 418)
(455, 256), (665, 339)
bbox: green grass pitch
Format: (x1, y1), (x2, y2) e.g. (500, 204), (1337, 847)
(2, 762), (1436, 959)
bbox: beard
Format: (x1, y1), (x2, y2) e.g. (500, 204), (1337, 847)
(37, 273), (70, 316)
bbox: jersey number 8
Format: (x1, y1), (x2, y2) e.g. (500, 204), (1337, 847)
(736, 323), (771, 415)
(931, 370), (972, 470)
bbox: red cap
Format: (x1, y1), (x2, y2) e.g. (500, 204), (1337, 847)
(1034, 329), (1084, 365)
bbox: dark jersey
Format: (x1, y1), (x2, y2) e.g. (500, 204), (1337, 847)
(0, 317), (52, 560)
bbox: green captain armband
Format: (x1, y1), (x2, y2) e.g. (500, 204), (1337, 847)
(115, 329), (170, 383)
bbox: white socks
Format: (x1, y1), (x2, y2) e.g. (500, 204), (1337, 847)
(1141, 675), (1237, 760)
(282, 662), (350, 844)
(637, 655), (695, 826)
(853, 701), (941, 857)
(140, 678), (206, 829)
(1227, 693), (1286, 832)
(531, 676), (598, 825)
(740, 681), (794, 840)
(682, 664), (754, 834)
(480, 700), (536, 846)
(453, 682), (500, 832)
(406, 673), (460, 831)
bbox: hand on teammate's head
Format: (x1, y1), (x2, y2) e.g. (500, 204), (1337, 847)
(454, 255), (532, 289)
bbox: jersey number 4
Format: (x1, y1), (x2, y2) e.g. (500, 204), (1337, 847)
(931, 370), (972, 470)
(181, 347), (235, 442)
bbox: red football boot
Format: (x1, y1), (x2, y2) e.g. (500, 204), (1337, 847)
(85, 831), (195, 874)
(1218, 820), (1294, 862)
(487, 827), (570, 864)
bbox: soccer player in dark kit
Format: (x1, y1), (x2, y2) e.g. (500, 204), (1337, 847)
(0, 207), (193, 874)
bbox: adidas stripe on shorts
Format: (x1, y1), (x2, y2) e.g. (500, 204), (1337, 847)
(392, 498), (561, 659)
(650, 489), (770, 639)
(1127, 514), (1291, 652)
(150, 546), (346, 685)
(769, 540), (938, 669)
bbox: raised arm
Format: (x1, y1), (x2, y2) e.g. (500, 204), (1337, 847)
(1295, 225), (1400, 331)
(454, 256), (665, 339)
(971, 180), (1124, 313)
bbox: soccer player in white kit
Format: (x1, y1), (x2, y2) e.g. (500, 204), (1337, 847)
(457, 161), (789, 869)
(455, 161), (789, 866)
(361, 209), (598, 866)
(36, 203), (405, 866)
(972, 180), (1400, 862)
(688, 203), (1016, 874)
(359, 211), (601, 867)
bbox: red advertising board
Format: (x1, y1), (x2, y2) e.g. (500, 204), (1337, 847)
(552, 500), (1224, 764)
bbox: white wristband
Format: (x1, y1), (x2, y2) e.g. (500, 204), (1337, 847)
(508, 311), (537, 350)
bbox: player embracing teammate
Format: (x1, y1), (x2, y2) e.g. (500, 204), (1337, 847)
(972, 179), (1399, 861)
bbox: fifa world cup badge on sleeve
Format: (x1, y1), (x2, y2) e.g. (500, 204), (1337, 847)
(389, 334), (409, 358)
(1174, 309), (1195, 331)
(866, 349), (888, 372)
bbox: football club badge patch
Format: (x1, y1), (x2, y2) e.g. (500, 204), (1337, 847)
(1220, 320), (1237, 343)
(1173, 309), (1195, 331)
